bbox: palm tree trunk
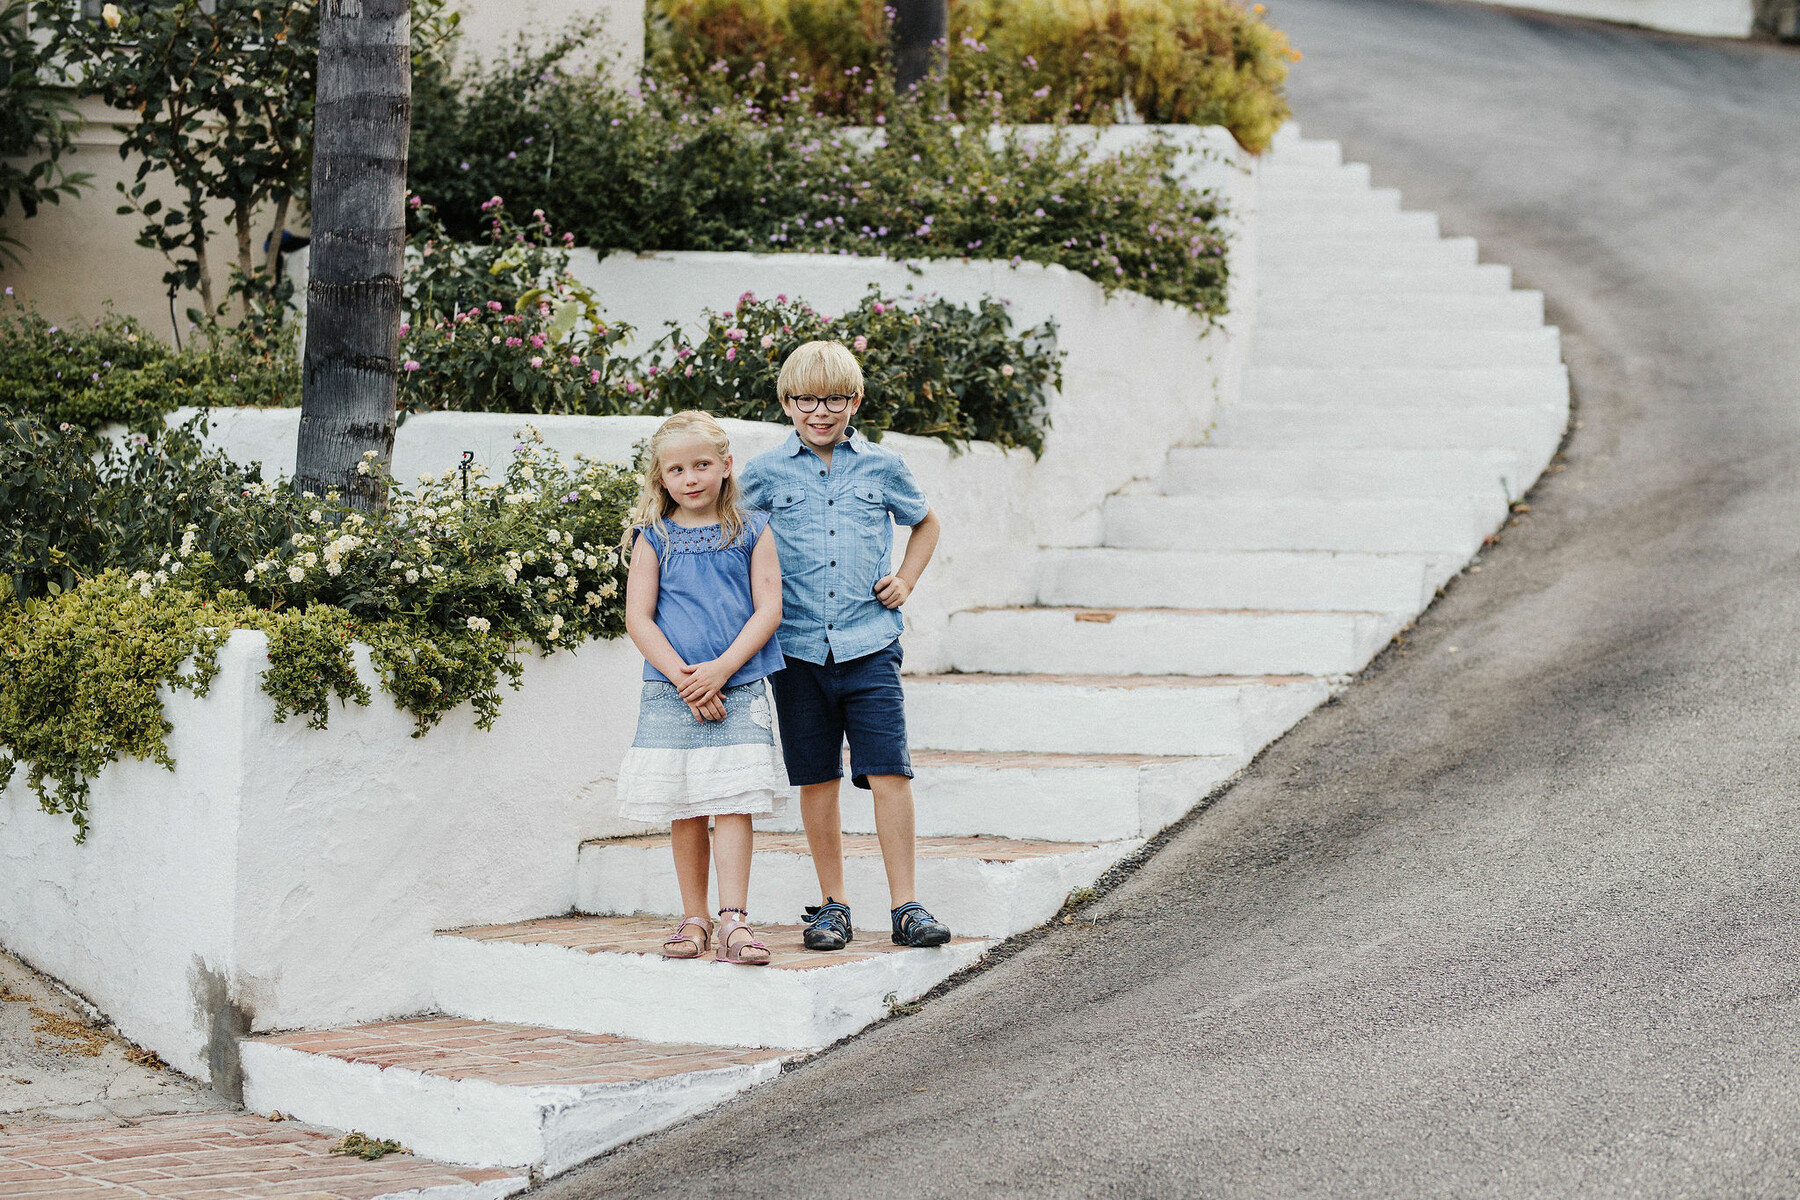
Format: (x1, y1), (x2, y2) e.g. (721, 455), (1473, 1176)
(296, 0), (410, 510)
(890, 0), (947, 95)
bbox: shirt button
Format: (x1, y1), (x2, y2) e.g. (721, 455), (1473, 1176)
(828, 623), (834, 629)
(829, 591), (834, 597)
(827, 500), (834, 506)
(829, 530), (835, 536)
(829, 560), (835, 566)
(819, 470), (825, 476)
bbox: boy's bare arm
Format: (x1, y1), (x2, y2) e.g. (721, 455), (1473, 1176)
(875, 508), (940, 608)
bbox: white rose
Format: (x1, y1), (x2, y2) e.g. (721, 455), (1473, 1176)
(244, 570), (256, 583)
(309, 510), (323, 524)
(405, 569), (419, 583)
(554, 562), (569, 577)
(287, 566), (306, 583)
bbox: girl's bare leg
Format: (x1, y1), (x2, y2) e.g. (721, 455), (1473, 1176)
(711, 813), (755, 912)
(669, 816), (712, 919)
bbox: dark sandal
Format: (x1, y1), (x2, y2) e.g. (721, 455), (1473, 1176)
(803, 899), (854, 951)
(661, 916), (712, 959)
(715, 907), (771, 965)
(891, 901), (951, 947)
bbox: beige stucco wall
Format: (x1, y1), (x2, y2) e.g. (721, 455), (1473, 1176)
(0, 0), (643, 335)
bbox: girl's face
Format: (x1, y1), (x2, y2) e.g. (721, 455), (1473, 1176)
(657, 434), (732, 522)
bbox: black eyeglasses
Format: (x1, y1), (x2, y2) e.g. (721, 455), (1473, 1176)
(785, 393), (855, 414)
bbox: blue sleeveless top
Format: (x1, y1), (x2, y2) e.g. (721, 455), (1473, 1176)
(637, 510), (783, 688)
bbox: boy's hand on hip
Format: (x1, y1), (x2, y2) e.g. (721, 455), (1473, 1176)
(874, 574), (912, 608)
(676, 659), (731, 704)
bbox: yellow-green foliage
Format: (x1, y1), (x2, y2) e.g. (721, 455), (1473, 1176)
(952, 0), (1297, 151)
(648, 0), (1296, 151)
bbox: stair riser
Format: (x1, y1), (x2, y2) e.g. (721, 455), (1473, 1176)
(946, 610), (1394, 677)
(1260, 187), (1402, 213)
(1103, 496), (1497, 555)
(1215, 408), (1566, 464)
(1260, 266), (1514, 295)
(1251, 330), (1561, 369)
(1241, 366), (1569, 409)
(576, 841), (1131, 940)
(905, 677), (1328, 757)
(757, 757), (1241, 843)
(1257, 293), (1544, 330)
(1260, 240), (1479, 272)
(1160, 448), (1528, 502)
(1260, 212), (1439, 239)
(1037, 549), (1431, 613)
(1259, 161), (1373, 189)
(1267, 139), (1342, 167)
(242, 1042), (780, 1175)
(431, 934), (986, 1051)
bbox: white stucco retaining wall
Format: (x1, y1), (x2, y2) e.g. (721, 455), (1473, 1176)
(1492, 0), (1753, 35)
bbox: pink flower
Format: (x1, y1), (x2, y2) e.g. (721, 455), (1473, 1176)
(872, 302), (886, 314)
(725, 328), (746, 341)
(589, 369), (602, 383)
(569, 354), (582, 366)
(529, 333), (546, 349)
(505, 336), (523, 348)
(760, 334), (775, 349)
(530, 356), (544, 368)
(626, 379), (641, 394)
(398, 323), (410, 335)
(487, 300), (503, 312)
(726, 346), (737, 361)
(852, 336), (868, 352)
(404, 360), (421, 371)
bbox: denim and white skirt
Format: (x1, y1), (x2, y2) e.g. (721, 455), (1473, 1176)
(616, 679), (789, 823)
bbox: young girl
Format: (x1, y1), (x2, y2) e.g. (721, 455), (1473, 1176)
(616, 411), (787, 965)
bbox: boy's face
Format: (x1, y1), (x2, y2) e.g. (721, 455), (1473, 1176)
(781, 388), (862, 452)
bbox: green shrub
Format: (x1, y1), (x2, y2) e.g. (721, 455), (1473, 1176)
(0, 302), (300, 431)
(407, 39), (1231, 317)
(648, 0), (1296, 152)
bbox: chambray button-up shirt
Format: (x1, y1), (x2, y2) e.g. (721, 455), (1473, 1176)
(740, 429), (930, 665)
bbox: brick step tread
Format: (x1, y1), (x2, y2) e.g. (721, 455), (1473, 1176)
(912, 672), (1317, 688)
(443, 913), (987, 971)
(581, 833), (1100, 863)
(0, 1112), (524, 1200)
(907, 748), (1200, 768)
(953, 604), (1386, 617)
(254, 1015), (790, 1087)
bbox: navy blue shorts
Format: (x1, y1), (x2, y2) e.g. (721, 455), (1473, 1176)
(769, 641), (912, 790)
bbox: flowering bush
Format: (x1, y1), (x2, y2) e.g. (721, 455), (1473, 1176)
(407, 38), (1232, 317)
(0, 415), (639, 836)
(637, 288), (1060, 454)
(649, 0), (1296, 152)
(399, 197), (634, 415)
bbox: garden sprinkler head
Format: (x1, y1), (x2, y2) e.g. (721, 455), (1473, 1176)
(460, 451), (473, 500)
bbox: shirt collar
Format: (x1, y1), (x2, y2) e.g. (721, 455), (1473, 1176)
(782, 428), (865, 457)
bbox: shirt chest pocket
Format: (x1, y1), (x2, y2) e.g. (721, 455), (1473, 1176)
(849, 485), (887, 527)
(770, 491), (808, 518)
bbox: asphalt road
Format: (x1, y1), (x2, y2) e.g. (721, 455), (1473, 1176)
(542, 6), (1800, 1196)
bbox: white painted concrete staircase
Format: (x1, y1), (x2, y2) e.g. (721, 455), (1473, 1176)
(231, 126), (1568, 1194)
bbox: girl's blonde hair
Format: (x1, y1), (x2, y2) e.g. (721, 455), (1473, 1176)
(622, 410), (747, 553)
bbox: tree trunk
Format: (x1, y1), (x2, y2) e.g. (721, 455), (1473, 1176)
(890, 0), (948, 95)
(296, 0), (409, 510)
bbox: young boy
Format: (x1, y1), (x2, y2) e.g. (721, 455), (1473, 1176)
(739, 341), (952, 950)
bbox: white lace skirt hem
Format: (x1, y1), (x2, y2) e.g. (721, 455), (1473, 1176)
(616, 743), (791, 822)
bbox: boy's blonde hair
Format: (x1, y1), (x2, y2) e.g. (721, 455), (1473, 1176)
(777, 340), (864, 401)
(622, 410), (746, 553)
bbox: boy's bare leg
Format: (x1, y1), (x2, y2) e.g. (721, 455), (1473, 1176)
(799, 781), (848, 901)
(867, 774), (916, 909)
(669, 816), (712, 919)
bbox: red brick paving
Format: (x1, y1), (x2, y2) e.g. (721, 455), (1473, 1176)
(909, 671), (1316, 687)
(0, 1113), (521, 1199)
(446, 914), (989, 970)
(254, 1018), (788, 1087)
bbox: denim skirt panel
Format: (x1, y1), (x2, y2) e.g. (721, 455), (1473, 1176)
(616, 680), (790, 822)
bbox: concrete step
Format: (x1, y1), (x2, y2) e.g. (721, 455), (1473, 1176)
(1037, 547), (1433, 613)
(577, 834), (1128, 942)
(428, 915), (988, 1052)
(757, 750), (1244, 843)
(1266, 138), (1342, 167)
(1213, 404), (1567, 466)
(1260, 186), (1402, 213)
(1250, 327), (1560, 370)
(1160, 446), (1529, 503)
(241, 1016), (789, 1175)
(1260, 237), (1480, 272)
(1260, 264), (1514, 294)
(1256, 291), (1545, 330)
(946, 606), (1402, 678)
(1259, 160), (1373, 190)
(1103, 493), (1498, 555)
(1260, 209), (1441, 238)
(1241, 365), (1570, 409)
(905, 673), (1330, 758)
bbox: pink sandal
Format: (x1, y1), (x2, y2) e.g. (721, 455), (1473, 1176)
(661, 916), (712, 959)
(714, 907), (770, 966)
